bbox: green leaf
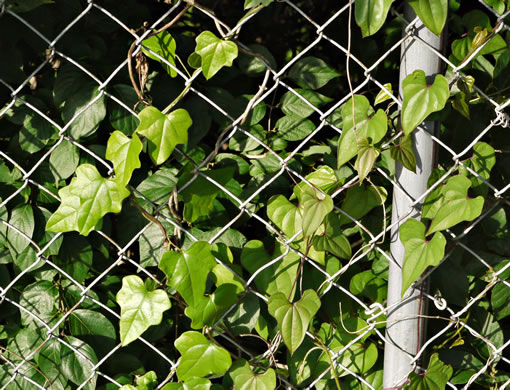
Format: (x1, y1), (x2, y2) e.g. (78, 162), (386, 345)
(175, 331), (232, 381)
(244, 0), (273, 9)
(36, 338), (66, 388)
(109, 84), (141, 135)
(406, 353), (453, 390)
(6, 0), (53, 12)
(49, 140), (80, 182)
(340, 184), (387, 225)
(69, 309), (117, 355)
(136, 106), (192, 165)
(142, 30), (177, 77)
(275, 116), (316, 141)
(53, 234), (92, 284)
(224, 293), (260, 335)
(268, 289), (321, 355)
(390, 134), (416, 173)
(374, 83), (393, 105)
(267, 195), (302, 238)
(293, 165), (339, 202)
(280, 89), (333, 118)
(184, 284), (239, 329)
(401, 70), (449, 136)
(159, 241), (216, 307)
(61, 85), (107, 139)
(289, 57), (340, 90)
(195, 31), (238, 80)
(427, 175), (484, 235)
(301, 188), (333, 238)
(105, 131), (143, 187)
(6, 204), (34, 256)
(355, 0), (394, 37)
(136, 167), (178, 205)
(237, 44), (276, 75)
(162, 378), (212, 390)
(135, 371), (158, 390)
(337, 95), (387, 168)
(61, 336), (98, 390)
(354, 139), (380, 183)
(46, 164), (130, 236)
(312, 213), (352, 259)
(400, 219), (446, 293)
(19, 114), (57, 153)
(229, 359), (276, 390)
(116, 275), (171, 346)
(241, 240), (300, 299)
(409, 0), (448, 36)
(19, 281), (58, 328)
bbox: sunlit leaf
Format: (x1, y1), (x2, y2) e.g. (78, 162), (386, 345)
(195, 31), (238, 80)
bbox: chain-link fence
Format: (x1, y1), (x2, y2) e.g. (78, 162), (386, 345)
(1, 0), (510, 389)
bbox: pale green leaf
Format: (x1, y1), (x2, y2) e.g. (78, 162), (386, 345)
(241, 240), (300, 299)
(293, 165), (339, 202)
(159, 241), (216, 307)
(289, 57), (340, 90)
(374, 83), (393, 105)
(142, 30), (177, 77)
(106, 131), (143, 187)
(229, 359), (276, 390)
(301, 189), (333, 238)
(161, 378), (211, 390)
(268, 290), (321, 355)
(401, 219), (446, 293)
(195, 31), (238, 80)
(244, 0), (273, 9)
(267, 194), (302, 238)
(401, 70), (449, 136)
(116, 275), (171, 346)
(46, 164), (130, 236)
(136, 106), (192, 165)
(427, 175), (484, 235)
(175, 331), (232, 381)
(409, 0), (448, 36)
(337, 95), (387, 168)
(355, 0), (395, 37)
(354, 139), (380, 183)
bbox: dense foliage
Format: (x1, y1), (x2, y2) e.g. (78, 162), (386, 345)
(1, 0), (510, 389)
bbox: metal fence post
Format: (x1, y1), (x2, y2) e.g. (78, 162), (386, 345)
(383, 5), (444, 388)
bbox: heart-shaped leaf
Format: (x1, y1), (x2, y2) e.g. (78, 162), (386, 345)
(116, 275), (171, 346)
(195, 31), (238, 80)
(390, 134), (416, 172)
(161, 378), (211, 390)
(136, 106), (192, 165)
(354, 138), (380, 183)
(46, 164), (130, 236)
(281, 89), (333, 118)
(267, 195), (302, 238)
(301, 188), (333, 238)
(409, 0), (448, 36)
(401, 219), (446, 294)
(312, 213), (352, 259)
(427, 175), (484, 235)
(268, 289), (321, 355)
(159, 241), (216, 307)
(337, 95), (387, 168)
(293, 165), (339, 202)
(401, 70), (449, 136)
(106, 130), (143, 187)
(406, 353), (453, 390)
(228, 359), (276, 390)
(289, 56), (340, 90)
(175, 331), (232, 381)
(355, 0), (395, 37)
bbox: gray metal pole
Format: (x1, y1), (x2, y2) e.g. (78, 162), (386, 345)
(383, 6), (443, 388)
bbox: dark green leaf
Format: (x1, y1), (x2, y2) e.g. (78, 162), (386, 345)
(275, 116), (316, 141)
(142, 31), (177, 77)
(390, 134), (416, 172)
(289, 57), (340, 90)
(355, 0), (395, 37)
(281, 89), (333, 118)
(61, 336), (98, 390)
(406, 353), (453, 390)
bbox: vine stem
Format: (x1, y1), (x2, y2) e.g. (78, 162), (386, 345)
(128, 3), (192, 105)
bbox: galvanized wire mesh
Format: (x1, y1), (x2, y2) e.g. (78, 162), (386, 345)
(0, 0), (509, 389)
